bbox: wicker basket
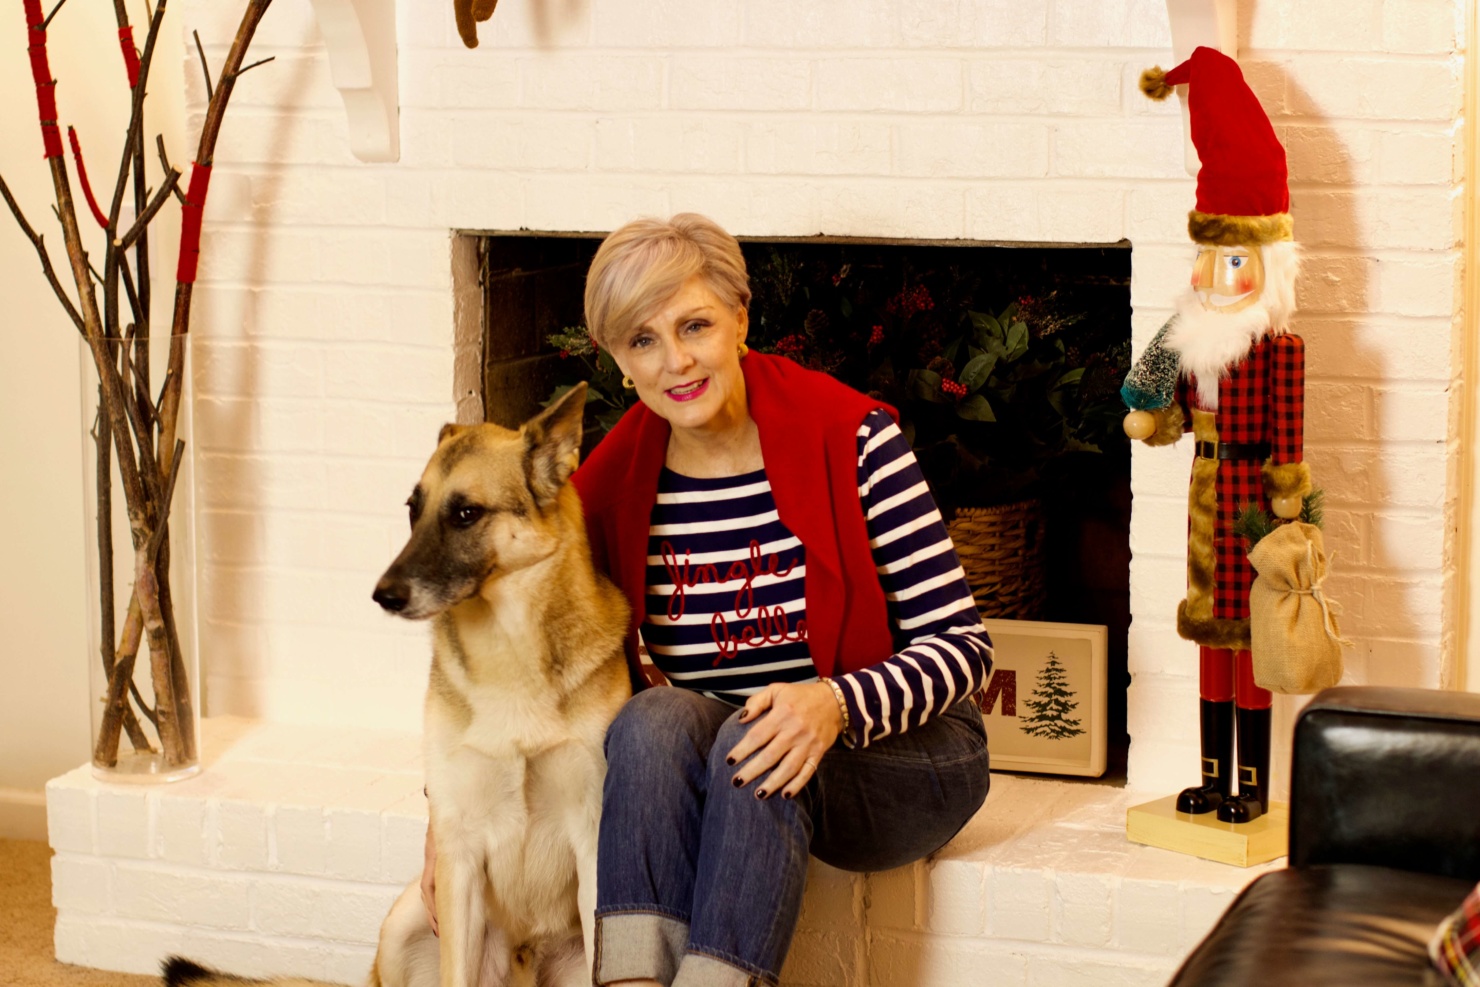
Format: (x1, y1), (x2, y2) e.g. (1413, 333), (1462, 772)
(947, 499), (1047, 620)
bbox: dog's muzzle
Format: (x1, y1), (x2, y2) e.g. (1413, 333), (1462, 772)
(372, 578), (410, 613)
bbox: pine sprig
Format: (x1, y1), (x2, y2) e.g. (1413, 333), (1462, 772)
(1235, 489), (1326, 550)
(1233, 502), (1276, 549)
(1300, 488), (1325, 528)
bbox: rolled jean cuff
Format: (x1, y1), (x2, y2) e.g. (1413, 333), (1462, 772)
(674, 949), (775, 987)
(594, 911), (689, 985)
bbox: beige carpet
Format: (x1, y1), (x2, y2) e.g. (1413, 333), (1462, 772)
(0, 839), (156, 987)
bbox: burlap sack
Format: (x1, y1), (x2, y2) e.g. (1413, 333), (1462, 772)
(1247, 521), (1349, 695)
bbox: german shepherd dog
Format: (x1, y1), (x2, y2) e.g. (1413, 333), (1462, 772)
(166, 383), (631, 987)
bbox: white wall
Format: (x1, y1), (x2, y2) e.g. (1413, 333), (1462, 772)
(178, 0), (1465, 794)
(3, 0), (1464, 805)
(0, 9), (186, 837)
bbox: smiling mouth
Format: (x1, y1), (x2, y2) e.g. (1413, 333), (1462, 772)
(666, 379), (709, 401)
(1202, 290), (1253, 308)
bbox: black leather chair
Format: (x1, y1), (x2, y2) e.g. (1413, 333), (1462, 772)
(1168, 686), (1480, 986)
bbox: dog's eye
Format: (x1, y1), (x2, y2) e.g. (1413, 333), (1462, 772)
(450, 505), (486, 529)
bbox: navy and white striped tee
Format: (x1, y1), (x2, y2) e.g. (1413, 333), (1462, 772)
(641, 408), (993, 748)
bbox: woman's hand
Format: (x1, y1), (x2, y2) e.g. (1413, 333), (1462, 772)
(421, 823), (439, 937)
(725, 681), (844, 800)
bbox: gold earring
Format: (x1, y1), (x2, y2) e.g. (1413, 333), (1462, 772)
(738, 342), (749, 359)
(622, 375), (635, 390)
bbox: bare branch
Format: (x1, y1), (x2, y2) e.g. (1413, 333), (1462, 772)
(117, 331), (162, 504)
(129, 371), (160, 427)
(193, 30), (214, 102)
(102, 0), (167, 347)
(234, 55), (276, 78)
(106, 0), (167, 233)
(156, 368), (173, 412)
(129, 680), (159, 727)
(145, 440), (186, 560)
(118, 167), (180, 252)
(42, 0), (69, 29)
(118, 258), (147, 336)
(118, 315), (161, 426)
(89, 403), (153, 754)
(0, 173), (85, 332)
(156, 135), (186, 204)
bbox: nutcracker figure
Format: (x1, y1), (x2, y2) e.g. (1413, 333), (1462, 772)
(1122, 47), (1311, 824)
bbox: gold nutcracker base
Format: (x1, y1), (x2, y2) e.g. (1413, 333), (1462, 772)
(1126, 795), (1288, 868)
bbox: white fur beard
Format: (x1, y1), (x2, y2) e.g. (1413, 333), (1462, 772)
(1166, 290), (1275, 411)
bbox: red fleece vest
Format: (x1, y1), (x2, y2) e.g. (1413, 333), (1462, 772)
(571, 352), (899, 691)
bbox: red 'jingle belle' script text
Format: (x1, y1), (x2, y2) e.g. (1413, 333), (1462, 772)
(659, 539), (807, 665)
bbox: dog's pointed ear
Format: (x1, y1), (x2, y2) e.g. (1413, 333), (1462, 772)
(438, 423), (467, 446)
(523, 383), (587, 505)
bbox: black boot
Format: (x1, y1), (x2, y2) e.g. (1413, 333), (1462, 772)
(1217, 706), (1271, 824)
(1176, 700), (1234, 814)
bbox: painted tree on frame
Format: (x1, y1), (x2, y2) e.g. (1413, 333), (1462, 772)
(1020, 651), (1085, 740)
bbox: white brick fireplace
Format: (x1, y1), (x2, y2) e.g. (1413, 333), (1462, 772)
(46, 0), (1465, 983)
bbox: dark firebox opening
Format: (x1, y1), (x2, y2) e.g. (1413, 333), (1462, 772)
(479, 231), (1133, 778)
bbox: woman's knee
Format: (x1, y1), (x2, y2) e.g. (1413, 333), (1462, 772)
(604, 686), (726, 764)
(708, 708), (753, 773)
(706, 711), (791, 802)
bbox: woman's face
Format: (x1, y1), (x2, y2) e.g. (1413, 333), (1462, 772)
(613, 274), (751, 437)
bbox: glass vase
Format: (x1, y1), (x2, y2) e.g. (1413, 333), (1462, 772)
(79, 332), (200, 782)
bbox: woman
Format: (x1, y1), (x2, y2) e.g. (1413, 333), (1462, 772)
(430, 214), (992, 987)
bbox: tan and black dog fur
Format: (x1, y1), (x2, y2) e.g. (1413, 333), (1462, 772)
(166, 384), (630, 987)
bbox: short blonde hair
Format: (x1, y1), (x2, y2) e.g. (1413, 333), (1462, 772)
(584, 213), (752, 348)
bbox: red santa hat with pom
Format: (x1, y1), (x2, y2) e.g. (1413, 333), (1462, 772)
(1141, 46), (1293, 246)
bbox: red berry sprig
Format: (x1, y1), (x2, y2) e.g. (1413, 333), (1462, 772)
(940, 379), (968, 399)
(868, 324), (885, 347)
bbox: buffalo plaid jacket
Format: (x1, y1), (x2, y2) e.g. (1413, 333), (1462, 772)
(1174, 332), (1306, 623)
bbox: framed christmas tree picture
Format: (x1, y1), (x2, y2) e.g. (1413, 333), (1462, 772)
(975, 619), (1108, 777)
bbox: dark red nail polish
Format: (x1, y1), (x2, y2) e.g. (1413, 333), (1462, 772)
(726, 756), (736, 766)
(783, 791), (793, 800)
(756, 789), (767, 799)
(733, 776), (744, 787)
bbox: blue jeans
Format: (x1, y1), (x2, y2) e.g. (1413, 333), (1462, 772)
(594, 687), (990, 986)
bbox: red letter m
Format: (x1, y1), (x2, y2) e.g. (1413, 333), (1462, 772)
(978, 669), (1016, 717)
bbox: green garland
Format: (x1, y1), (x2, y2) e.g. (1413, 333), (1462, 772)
(541, 242), (1132, 506)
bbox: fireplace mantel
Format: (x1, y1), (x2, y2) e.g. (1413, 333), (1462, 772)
(306, 0), (399, 162)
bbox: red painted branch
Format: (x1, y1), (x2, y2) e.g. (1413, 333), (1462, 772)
(24, 0), (63, 159)
(160, 0), (273, 479)
(117, 26), (140, 87)
(174, 163), (211, 284)
(67, 127), (109, 230)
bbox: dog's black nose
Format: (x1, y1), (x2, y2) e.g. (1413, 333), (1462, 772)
(373, 582), (408, 613)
